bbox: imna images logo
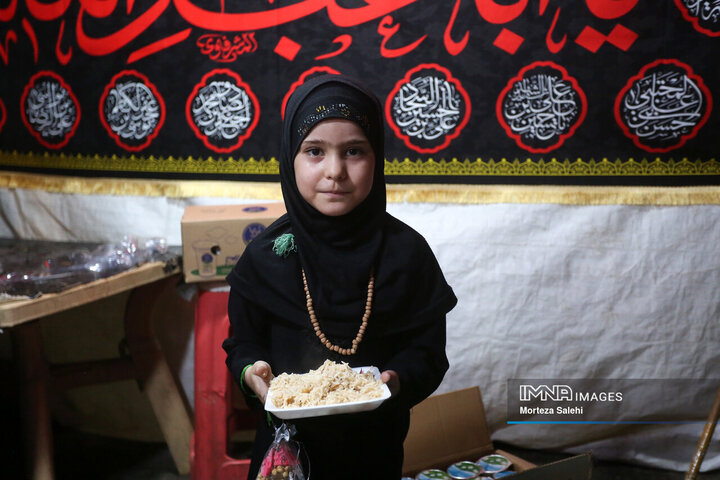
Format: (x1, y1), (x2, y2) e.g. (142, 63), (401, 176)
(520, 384), (573, 402)
(518, 383), (623, 403)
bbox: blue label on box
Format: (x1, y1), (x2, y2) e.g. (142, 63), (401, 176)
(242, 222), (266, 244)
(242, 206), (268, 213)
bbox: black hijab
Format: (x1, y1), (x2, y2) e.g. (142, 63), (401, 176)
(228, 74), (456, 344)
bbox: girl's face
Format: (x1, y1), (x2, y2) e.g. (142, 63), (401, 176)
(294, 118), (375, 217)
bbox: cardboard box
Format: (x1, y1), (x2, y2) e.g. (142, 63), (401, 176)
(511, 453), (592, 479)
(403, 387), (533, 476)
(181, 203), (285, 283)
(403, 387), (592, 479)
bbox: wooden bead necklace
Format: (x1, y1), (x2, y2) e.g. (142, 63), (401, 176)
(301, 268), (374, 356)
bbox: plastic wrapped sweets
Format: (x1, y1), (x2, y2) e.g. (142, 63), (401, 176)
(0, 236), (173, 299)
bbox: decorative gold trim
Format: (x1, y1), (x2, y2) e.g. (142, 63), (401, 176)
(385, 184), (720, 205)
(1, 150), (719, 176)
(0, 150), (281, 175)
(0, 171), (283, 199)
(1, 171), (719, 205)
(386, 157), (720, 176)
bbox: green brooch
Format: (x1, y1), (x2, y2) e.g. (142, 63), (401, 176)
(272, 233), (297, 258)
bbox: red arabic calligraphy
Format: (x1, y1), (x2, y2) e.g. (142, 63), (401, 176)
(545, 7), (566, 53)
(196, 33), (257, 62)
(476, 0), (528, 24)
(444, 0), (468, 56)
(314, 34), (351, 60)
(77, 0), (171, 56)
(55, 19), (71, 64)
(0, 0), (17, 22)
(0, 98), (6, 134)
(586, 0), (639, 20)
(0, 30), (17, 65)
(378, 15), (425, 58)
(0, 0), (642, 66)
(170, 0), (419, 31)
(27, 0), (70, 21)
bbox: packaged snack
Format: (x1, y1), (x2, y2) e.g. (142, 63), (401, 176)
(256, 423), (305, 480)
(447, 460), (484, 478)
(417, 469), (453, 480)
(477, 454), (512, 473)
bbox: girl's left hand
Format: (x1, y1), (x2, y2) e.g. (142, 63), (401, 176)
(381, 370), (400, 396)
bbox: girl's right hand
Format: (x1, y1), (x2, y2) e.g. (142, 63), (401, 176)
(244, 360), (274, 404)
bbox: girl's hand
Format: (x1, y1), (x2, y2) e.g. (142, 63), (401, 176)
(244, 360), (275, 404)
(381, 369), (400, 397)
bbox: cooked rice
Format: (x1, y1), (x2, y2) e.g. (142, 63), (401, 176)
(269, 360), (384, 409)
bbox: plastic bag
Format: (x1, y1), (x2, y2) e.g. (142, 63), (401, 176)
(256, 423), (306, 480)
(0, 236), (171, 299)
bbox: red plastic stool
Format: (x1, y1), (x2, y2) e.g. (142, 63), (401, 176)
(191, 287), (254, 480)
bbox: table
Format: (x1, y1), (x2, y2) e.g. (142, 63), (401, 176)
(0, 261), (193, 479)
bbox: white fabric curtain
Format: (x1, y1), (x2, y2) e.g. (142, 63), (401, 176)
(1, 187), (718, 471)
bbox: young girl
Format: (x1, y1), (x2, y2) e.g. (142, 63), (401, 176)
(223, 74), (457, 479)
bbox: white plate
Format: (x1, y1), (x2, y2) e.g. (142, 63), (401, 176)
(265, 366), (391, 420)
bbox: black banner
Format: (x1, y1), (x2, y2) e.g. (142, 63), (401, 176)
(0, 0), (719, 185)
